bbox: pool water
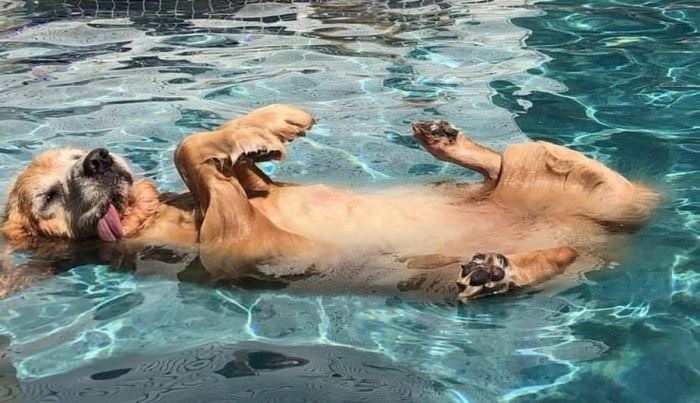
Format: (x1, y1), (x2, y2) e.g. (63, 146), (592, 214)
(0, 0), (698, 401)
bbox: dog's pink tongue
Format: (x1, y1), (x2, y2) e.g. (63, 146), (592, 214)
(96, 204), (123, 242)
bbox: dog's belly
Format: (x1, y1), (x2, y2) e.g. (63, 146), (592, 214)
(250, 184), (605, 258)
(252, 184), (476, 250)
(109, 184), (615, 303)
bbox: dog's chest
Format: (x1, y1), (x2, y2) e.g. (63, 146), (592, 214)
(134, 205), (197, 245)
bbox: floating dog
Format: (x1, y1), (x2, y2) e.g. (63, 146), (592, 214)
(1, 105), (658, 301)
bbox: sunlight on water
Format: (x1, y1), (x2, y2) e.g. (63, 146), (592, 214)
(0, 0), (699, 401)
(0, 0), (558, 192)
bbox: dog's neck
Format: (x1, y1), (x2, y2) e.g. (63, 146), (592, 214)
(122, 179), (161, 237)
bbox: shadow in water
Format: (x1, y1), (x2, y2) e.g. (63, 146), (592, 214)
(0, 340), (449, 402)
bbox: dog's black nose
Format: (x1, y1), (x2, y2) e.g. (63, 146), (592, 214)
(83, 148), (113, 176)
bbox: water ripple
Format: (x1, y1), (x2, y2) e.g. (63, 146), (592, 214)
(1, 0), (698, 402)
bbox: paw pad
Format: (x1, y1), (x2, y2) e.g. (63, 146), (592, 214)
(411, 120), (459, 141)
(456, 252), (512, 301)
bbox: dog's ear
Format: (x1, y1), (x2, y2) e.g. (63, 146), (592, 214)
(2, 215), (30, 241)
(2, 191), (32, 242)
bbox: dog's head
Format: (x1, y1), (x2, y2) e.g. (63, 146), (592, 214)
(3, 148), (134, 242)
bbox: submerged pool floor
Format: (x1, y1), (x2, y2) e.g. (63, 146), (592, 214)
(0, 0), (699, 401)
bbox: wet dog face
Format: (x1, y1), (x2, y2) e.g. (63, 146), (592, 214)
(3, 148), (133, 242)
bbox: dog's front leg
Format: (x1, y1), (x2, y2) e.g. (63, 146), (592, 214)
(175, 131), (258, 241)
(174, 129), (311, 261)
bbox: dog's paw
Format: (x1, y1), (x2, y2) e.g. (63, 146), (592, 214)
(456, 252), (515, 302)
(223, 104), (315, 143)
(411, 120), (465, 160)
(266, 104), (315, 139)
(230, 128), (287, 163)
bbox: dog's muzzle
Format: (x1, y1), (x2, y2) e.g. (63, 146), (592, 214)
(83, 148), (114, 177)
(82, 148), (133, 185)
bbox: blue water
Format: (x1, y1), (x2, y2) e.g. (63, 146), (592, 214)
(0, 0), (698, 401)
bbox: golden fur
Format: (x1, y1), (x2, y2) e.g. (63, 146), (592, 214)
(1, 105), (658, 301)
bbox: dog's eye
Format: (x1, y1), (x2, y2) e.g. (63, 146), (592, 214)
(72, 154), (82, 160)
(41, 187), (61, 207)
(44, 190), (57, 203)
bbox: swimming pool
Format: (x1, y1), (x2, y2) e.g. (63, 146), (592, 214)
(0, 0), (698, 401)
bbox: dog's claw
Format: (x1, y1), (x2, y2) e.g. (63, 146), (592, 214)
(230, 131), (287, 165)
(252, 150), (282, 162)
(239, 147), (283, 163)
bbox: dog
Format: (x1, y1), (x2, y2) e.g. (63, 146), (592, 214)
(0, 105), (658, 301)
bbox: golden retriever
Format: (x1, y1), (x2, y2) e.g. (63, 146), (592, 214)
(1, 105), (658, 301)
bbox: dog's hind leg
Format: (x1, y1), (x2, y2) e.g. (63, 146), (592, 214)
(455, 247), (578, 301)
(411, 120), (502, 191)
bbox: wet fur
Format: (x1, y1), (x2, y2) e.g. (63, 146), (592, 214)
(3, 149), (132, 242)
(1, 105), (658, 301)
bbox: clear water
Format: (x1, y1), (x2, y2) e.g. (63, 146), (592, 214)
(0, 0), (698, 401)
